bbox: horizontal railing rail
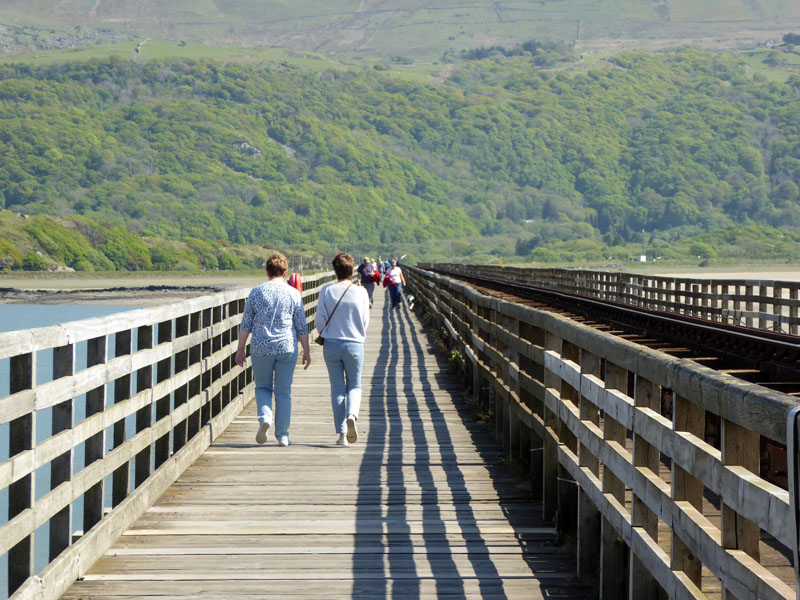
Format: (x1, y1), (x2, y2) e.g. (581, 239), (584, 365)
(407, 264), (798, 600)
(422, 263), (800, 336)
(0, 271), (335, 600)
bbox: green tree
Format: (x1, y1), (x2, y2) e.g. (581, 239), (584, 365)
(100, 227), (152, 270)
(22, 251), (46, 271)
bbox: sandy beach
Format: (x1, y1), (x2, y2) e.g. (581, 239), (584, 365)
(0, 272), (268, 305)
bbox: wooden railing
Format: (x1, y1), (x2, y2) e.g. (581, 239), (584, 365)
(0, 271), (334, 600)
(423, 264), (800, 335)
(407, 265), (798, 600)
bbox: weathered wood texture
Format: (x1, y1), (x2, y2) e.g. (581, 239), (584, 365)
(407, 265), (798, 600)
(424, 264), (800, 335)
(1, 272), (336, 600)
(59, 290), (593, 600)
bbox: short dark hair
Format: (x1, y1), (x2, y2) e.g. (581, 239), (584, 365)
(332, 252), (354, 280)
(265, 253), (288, 277)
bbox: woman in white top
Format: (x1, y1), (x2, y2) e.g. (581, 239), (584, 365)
(386, 258), (407, 310)
(315, 252), (370, 446)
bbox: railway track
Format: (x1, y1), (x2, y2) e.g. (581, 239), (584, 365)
(431, 266), (800, 486)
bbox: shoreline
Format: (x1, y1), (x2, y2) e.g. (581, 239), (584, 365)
(0, 285), (236, 306)
(3, 265), (800, 306)
(0, 273), (268, 306)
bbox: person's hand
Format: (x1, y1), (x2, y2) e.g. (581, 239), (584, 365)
(302, 351), (311, 369)
(235, 349), (246, 367)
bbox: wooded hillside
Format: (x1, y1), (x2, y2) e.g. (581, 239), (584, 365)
(1, 46), (800, 269)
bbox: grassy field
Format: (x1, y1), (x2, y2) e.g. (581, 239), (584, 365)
(1, 0), (799, 63)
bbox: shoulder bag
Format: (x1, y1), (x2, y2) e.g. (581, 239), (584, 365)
(315, 283), (352, 346)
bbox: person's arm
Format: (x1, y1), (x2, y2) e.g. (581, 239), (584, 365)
(292, 292), (311, 368)
(235, 329), (250, 367)
(298, 333), (311, 369)
(361, 290), (370, 330)
(400, 269), (407, 287)
(314, 287), (329, 332)
(236, 293), (254, 367)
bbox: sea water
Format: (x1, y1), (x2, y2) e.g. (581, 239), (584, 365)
(0, 304), (137, 600)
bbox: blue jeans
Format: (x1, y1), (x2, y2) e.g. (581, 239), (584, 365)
(362, 281), (375, 306)
(322, 340), (364, 433)
(251, 351), (297, 439)
(389, 284), (403, 308)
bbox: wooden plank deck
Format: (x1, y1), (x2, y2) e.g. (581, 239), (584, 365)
(61, 290), (595, 599)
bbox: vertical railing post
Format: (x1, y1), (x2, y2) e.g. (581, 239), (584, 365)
(112, 330), (132, 507)
(671, 394), (704, 589)
(702, 282), (711, 320)
(630, 375), (665, 598)
(601, 362), (628, 599)
(50, 343), (74, 559)
(578, 349), (601, 588)
(135, 325), (153, 488)
(721, 419), (760, 600)
(557, 342), (579, 541)
(83, 336), (106, 532)
(506, 310), (521, 463)
(470, 295), (483, 412)
(518, 321), (544, 503)
(154, 320), (172, 469)
(210, 305), (223, 419)
(774, 285), (784, 333)
(8, 352), (35, 595)
(187, 312), (202, 440)
(759, 284), (769, 331)
(542, 332), (561, 523)
(173, 315), (189, 452)
(221, 304), (235, 412)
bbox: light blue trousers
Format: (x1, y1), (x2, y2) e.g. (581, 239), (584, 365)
(322, 340), (364, 434)
(251, 351), (297, 440)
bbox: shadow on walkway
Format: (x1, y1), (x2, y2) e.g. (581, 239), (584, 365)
(353, 297), (595, 598)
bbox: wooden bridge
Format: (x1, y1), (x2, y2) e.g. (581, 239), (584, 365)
(2, 265), (800, 599)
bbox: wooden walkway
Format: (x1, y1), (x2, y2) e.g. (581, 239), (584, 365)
(62, 290), (594, 599)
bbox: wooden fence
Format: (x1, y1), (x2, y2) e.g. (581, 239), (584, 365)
(0, 271), (334, 600)
(406, 265), (799, 600)
(424, 264), (800, 335)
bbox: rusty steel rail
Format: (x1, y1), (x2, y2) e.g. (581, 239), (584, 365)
(428, 264), (800, 389)
(423, 263), (800, 336)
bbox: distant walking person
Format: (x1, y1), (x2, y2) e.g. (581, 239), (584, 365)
(357, 256), (376, 308)
(385, 258), (406, 311)
(316, 253), (370, 446)
(236, 252), (311, 447)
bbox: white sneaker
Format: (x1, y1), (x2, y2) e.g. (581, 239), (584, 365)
(336, 434), (349, 446)
(346, 415), (358, 444)
(255, 423), (270, 444)
(277, 436), (290, 447)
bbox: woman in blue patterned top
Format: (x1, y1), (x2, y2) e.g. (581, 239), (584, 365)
(235, 253), (310, 447)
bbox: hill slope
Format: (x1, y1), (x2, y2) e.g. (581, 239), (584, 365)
(0, 47), (799, 269)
